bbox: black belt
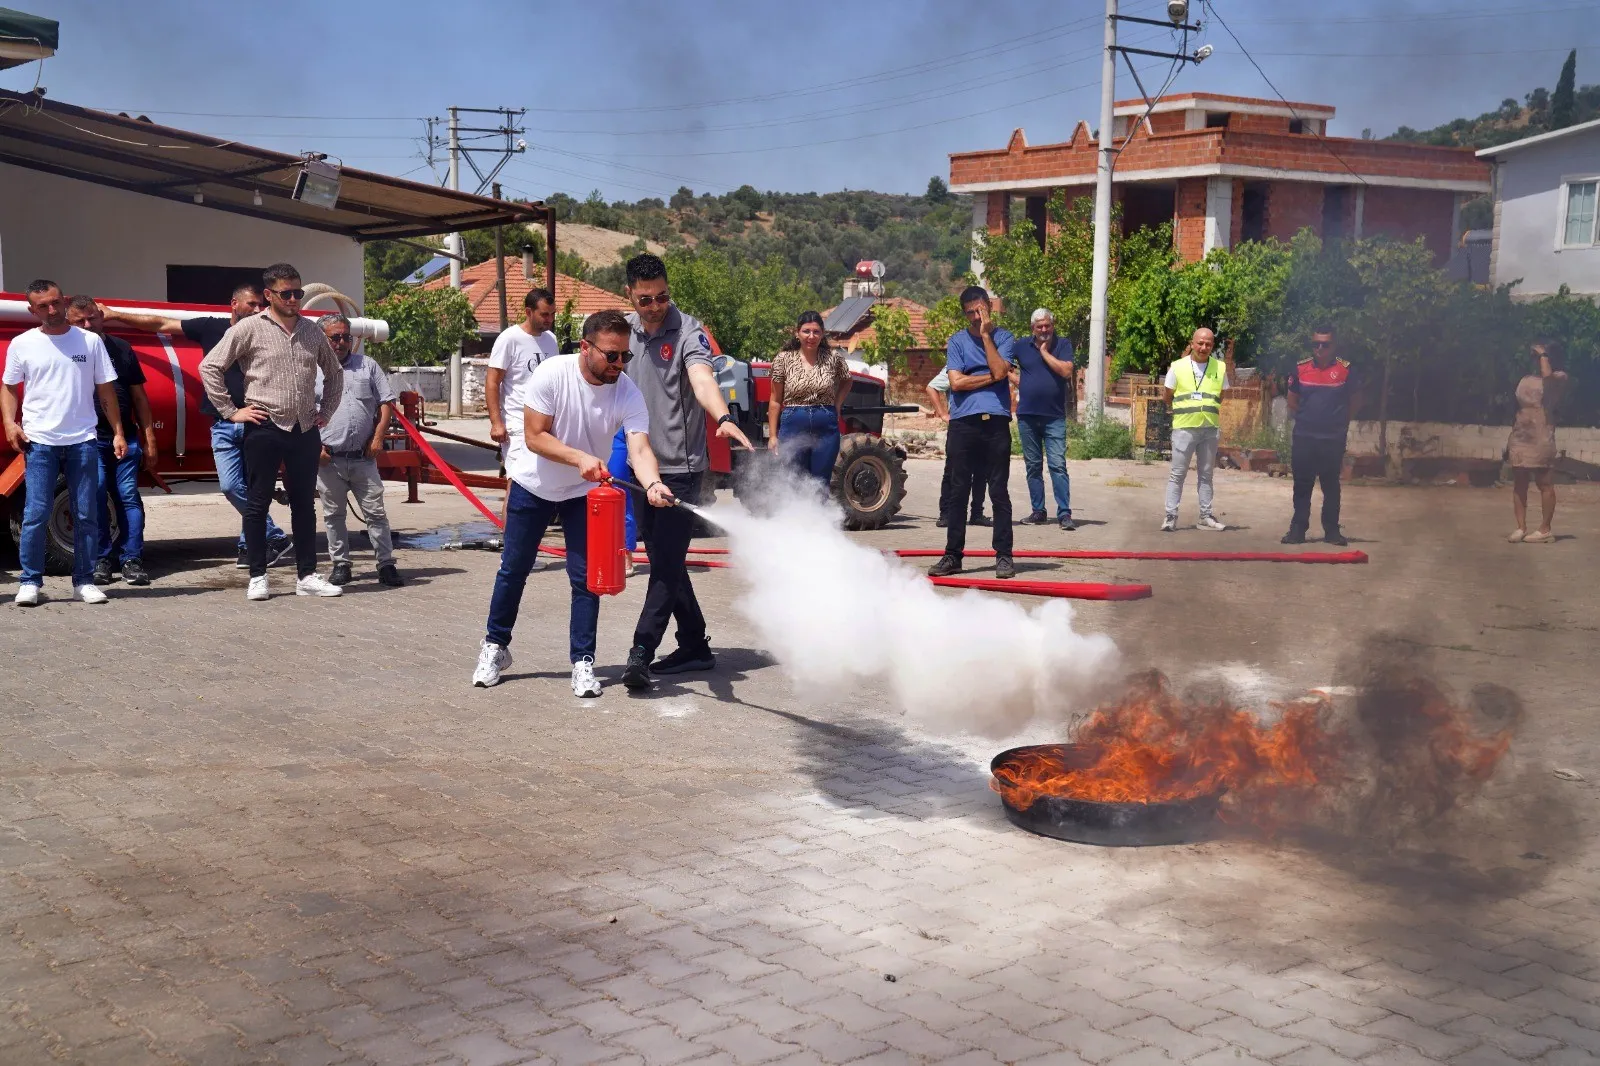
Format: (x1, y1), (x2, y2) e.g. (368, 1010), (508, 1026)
(327, 449), (369, 460)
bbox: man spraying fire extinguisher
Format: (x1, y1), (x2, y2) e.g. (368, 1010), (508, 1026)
(472, 309), (675, 698)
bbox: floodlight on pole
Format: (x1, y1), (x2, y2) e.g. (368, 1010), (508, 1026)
(292, 157), (341, 210)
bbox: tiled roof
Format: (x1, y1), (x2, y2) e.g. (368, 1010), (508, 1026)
(423, 256), (631, 333)
(822, 296), (933, 350)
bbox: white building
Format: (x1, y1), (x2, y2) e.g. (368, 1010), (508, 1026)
(1479, 118), (1600, 300)
(0, 89), (547, 307)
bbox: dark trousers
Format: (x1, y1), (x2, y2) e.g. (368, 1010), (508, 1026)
(939, 449), (987, 522)
(1290, 434), (1345, 536)
(632, 471), (708, 656)
(242, 421), (321, 579)
(485, 483), (596, 662)
(943, 415), (1013, 558)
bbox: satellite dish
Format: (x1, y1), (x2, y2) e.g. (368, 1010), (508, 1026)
(870, 261), (886, 280)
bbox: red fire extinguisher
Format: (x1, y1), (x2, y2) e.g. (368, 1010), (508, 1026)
(586, 479), (629, 596)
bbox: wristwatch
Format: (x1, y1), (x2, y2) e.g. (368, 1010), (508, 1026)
(717, 413), (736, 427)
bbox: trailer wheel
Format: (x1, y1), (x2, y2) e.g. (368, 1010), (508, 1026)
(832, 433), (906, 531)
(6, 477), (106, 576)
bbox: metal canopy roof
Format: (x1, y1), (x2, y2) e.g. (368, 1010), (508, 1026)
(0, 90), (548, 241)
(823, 295), (877, 334)
(0, 8), (56, 70)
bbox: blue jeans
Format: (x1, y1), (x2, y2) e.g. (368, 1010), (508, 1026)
(211, 420), (286, 550)
(96, 438), (145, 565)
(777, 406), (841, 487)
(1017, 416), (1071, 518)
(606, 429), (637, 552)
(19, 440), (99, 587)
(485, 482), (599, 663)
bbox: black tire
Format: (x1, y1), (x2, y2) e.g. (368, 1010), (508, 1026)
(9, 476), (91, 576)
(832, 433), (906, 531)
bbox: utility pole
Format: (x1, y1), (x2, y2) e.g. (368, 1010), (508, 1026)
(1086, 0), (1118, 418)
(447, 107), (463, 416)
(493, 180), (508, 332)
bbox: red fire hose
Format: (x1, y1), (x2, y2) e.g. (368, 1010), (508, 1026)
(892, 548), (1368, 564)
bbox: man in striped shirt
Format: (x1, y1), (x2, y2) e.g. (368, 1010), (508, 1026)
(200, 263), (345, 601)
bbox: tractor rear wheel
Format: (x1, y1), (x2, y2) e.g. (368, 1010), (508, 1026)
(832, 433), (906, 531)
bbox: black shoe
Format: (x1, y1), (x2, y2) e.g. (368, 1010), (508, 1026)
(122, 558), (150, 586)
(1323, 531), (1349, 547)
(91, 559), (115, 586)
(927, 555), (962, 577)
(969, 512), (992, 527)
(654, 642), (714, 675)
(995, 556), (1017, 580)
(1023, 510), (1049, 525)
(622, 646), (652, 690)
(235, 548), (249, 569)
(935, 516), (948, 528)
(266, 538), (295, 568)
(1059, 516), (1077, 532)
(330, 561), (353, 586)
(377, 563), (405, 587)
(1280, 530), (1306, 545)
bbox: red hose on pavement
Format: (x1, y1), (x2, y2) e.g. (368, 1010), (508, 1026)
(893, 548), (1368, 564)
(930, 576), (1152, 600)
(392, 411), (505, 529)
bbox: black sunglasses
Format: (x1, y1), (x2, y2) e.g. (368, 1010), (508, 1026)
(632, 292), (670, 307)
(326, 332), (352, 343)
(1312, 341), (1333, 349)
(269, 287), (305, 301)
(592, 344), (634, 364)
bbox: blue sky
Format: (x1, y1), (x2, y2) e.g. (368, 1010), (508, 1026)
(4, 0), (1590, 202)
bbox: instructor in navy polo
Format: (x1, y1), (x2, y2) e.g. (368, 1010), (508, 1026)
(618, 253), (754, 691)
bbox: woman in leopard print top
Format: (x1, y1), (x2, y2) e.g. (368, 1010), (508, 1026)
(767, 311), (852, 489)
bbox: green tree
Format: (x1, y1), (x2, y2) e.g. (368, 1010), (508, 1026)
(555, 249), (590, 281)
(364, 240), (435, 303)
(923, 295), (966, 363)
(1552, 50), (1578, 129)
(924, 177), (950, 204)
(855, 304), (915, 370)
(662, 248), (821, 360)
(366, 286), (479, 368)
(553, 296), (581, 353)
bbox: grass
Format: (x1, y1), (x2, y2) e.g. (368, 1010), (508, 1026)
(1238, 420), (1292, 455)
(1009, 414), (1135, 461)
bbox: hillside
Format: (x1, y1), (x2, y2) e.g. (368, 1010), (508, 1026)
(1389, 50), (1600, 149)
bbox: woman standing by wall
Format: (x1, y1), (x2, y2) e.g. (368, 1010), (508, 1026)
(1507, 339), (1569, 544)
(767, 311), (852, 490)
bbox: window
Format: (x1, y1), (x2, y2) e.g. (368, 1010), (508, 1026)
(1288, 119), (1305, 135)
(1205, 112), (1229, 129)
(1564, 181), (1598, 247)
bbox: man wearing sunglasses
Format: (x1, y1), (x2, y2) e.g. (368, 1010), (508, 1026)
(1283, 326), (1357, 546)
(200, 263), (345, 601)
(618, 253), (753, 691)
(474, 309), (675, 697)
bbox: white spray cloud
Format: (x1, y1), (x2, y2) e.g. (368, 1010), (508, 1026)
(703, 489), (1120, 739)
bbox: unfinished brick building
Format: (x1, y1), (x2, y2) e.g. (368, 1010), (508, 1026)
(948, 93), (1491, 274)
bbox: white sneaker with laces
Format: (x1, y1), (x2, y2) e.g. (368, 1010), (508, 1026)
(1198, 515), (1227, 531)
(247, 576), (269, 601)
(295, 573), (343, 597)
(571, 656), (602, 698)
(76, 584), (108, 604)
(15, 584), (40, 606)
(472, 640), (512, 688)
(1160, 515), (1177, 533)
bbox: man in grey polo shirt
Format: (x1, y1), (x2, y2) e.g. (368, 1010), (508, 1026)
(315, 315), (403, 588)
(618, 253), (753, 691)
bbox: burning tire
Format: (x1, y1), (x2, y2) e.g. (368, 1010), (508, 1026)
(832, 433), (906, 531)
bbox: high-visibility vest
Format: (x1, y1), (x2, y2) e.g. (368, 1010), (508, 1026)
(1170, 357), (1227, 430)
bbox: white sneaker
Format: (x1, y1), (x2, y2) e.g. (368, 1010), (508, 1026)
(1198, 515), (1227, 531)
(247, 576), (269, 601)
(295, 573), (343, 597)
(571, 656), (602, 698)
(472, 640), (512, 688)
(1160, 515), (1177, 532)
(15, 584), (40, 607)
(76, 584), (108, 604)
(624, 556), (636, 579)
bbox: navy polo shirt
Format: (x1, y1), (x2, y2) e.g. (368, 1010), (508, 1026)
(1015, 334), (1075, 420)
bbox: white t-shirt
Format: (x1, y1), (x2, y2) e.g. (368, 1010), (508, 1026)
(488, 324), (559, 452)
(506, 354), (650, 502)
(1, 326), (117, 446)
(1163, 356), (1231, 391)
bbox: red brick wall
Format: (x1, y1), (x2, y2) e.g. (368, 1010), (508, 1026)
(1267, 182), (1324, 242)
(1362, 186), (1458, 264)
(986, 191), (1010, 236)
(1230, 112), (1292, 134)
(1148, 111), (1188, 134)
(888, 350), (941, 405)
(1174, 177), (1209, 262)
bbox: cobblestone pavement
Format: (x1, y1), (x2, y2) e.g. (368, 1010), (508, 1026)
(2, 461), (1597, 1065)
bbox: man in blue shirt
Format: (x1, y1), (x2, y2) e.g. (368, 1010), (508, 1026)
(1013, 308), (1076, 531)
(928, 286), (1016, 580)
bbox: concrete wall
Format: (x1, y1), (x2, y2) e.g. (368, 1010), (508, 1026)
(1492, 133), (1600, 298)
(0, 162), (363, 307)
(386, 365), (447, 404)
(1347, 419), (1600, 465)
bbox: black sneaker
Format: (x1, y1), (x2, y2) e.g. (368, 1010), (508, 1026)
(122, 558), (150, 586)
(927, 555), (962, 577)
(92, 559), (115, 586)
(1280, 530), (1306, 545)
(235, 548), (249, 569)
(330, 561), (353, 586)
(377, 563), (405, 587)
(266, 538), (295, 568)
(622, 645), (652, 690)
(995, 556), (1017, 580)
(654, 643), (714, 674)
(1323, 531), (1349, 547)
(1022, 510), (1049, 525)
(935, 516), (948, 528)
(969, 512), (992, 527)
(1059, 515), (1077, 532)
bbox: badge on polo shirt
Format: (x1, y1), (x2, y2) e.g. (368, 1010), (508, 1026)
(660, 342), (673, 363)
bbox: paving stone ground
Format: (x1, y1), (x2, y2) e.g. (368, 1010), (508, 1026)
(2, 446), (1597, 1065)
